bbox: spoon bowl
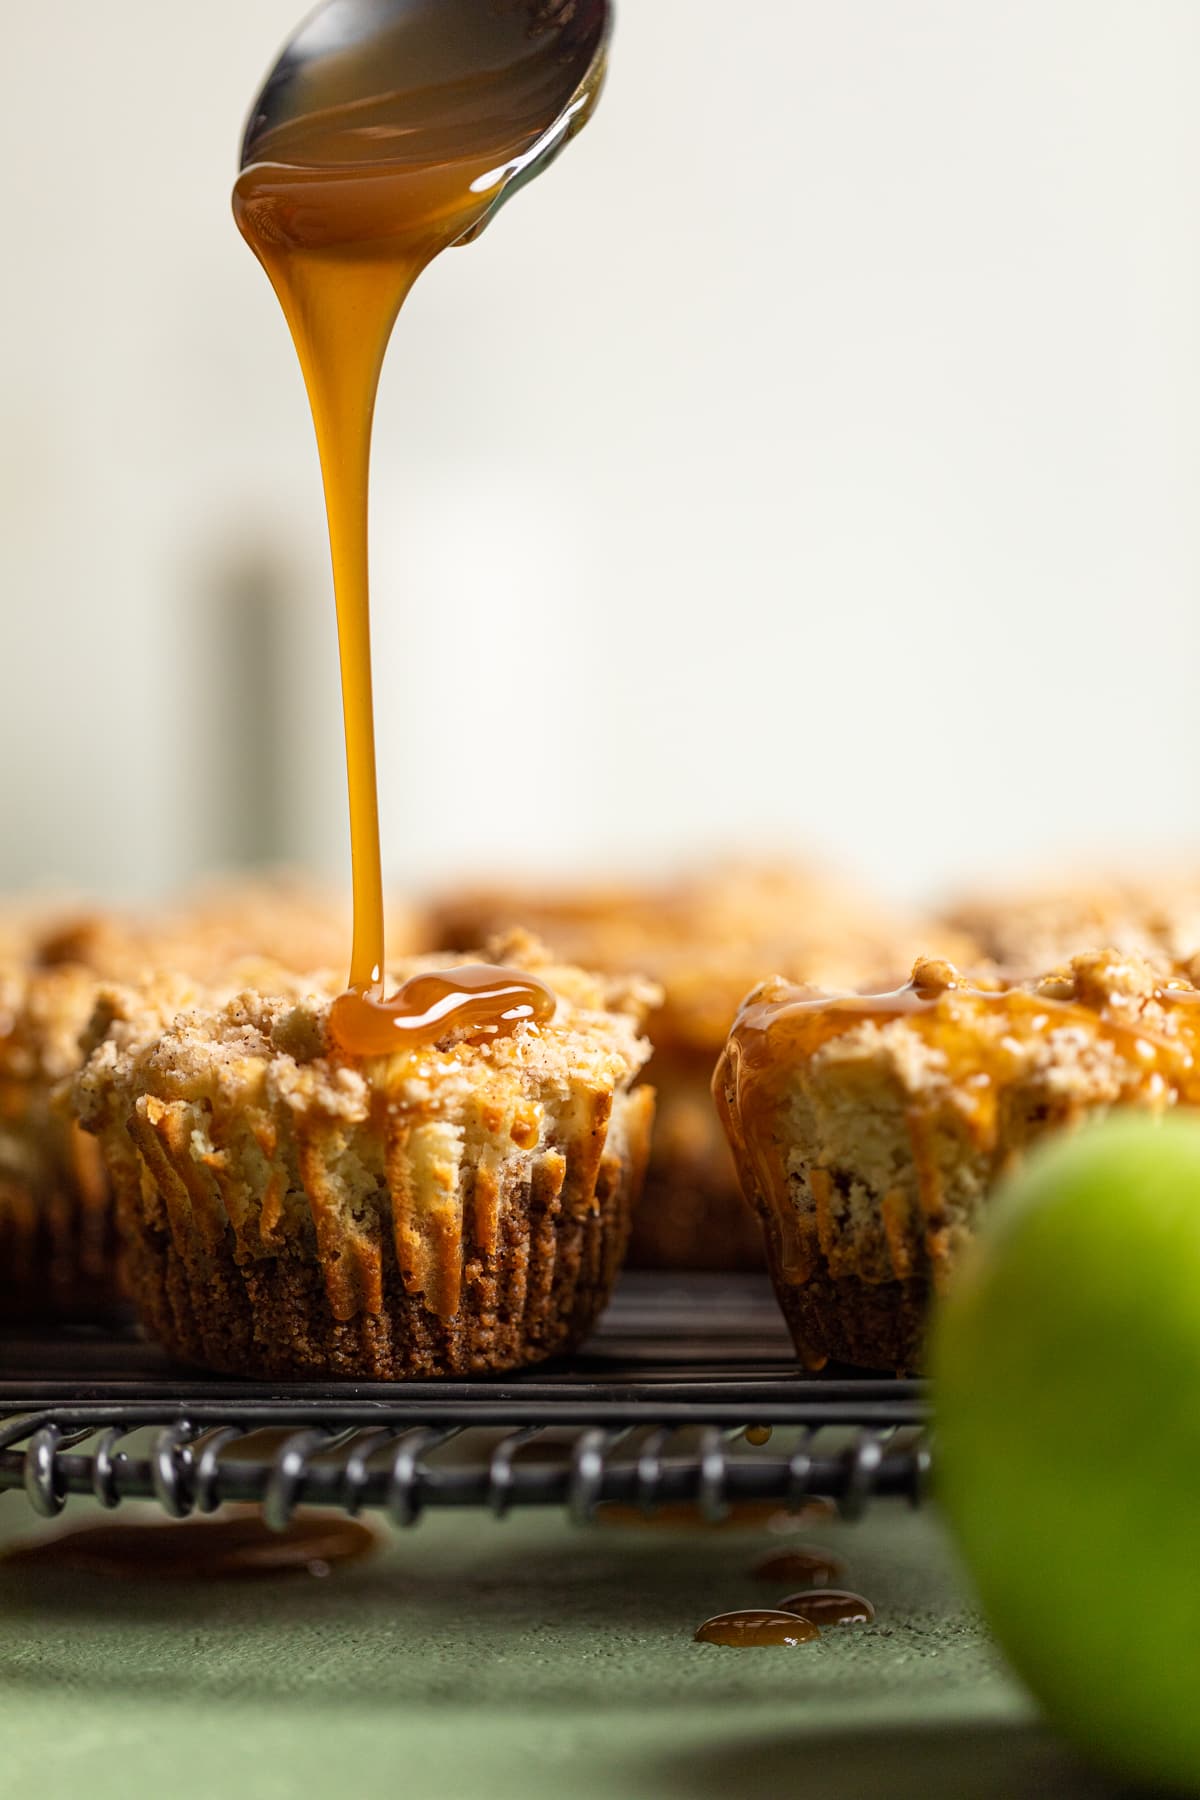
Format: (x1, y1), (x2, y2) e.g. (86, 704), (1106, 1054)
(239, 0), (611, 243)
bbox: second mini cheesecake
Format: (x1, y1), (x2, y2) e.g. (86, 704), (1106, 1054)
(714, 949), (1200, 1373)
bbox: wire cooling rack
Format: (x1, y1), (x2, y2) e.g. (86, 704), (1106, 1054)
(0, 1274), (928, 1527)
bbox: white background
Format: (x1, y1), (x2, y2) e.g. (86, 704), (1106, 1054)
(2, 1), (1198, 905)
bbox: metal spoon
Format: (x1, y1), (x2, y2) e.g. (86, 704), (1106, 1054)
(239, 0), (612, 243)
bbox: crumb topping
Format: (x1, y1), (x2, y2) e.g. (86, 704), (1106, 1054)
(77, 931), (656, 1132)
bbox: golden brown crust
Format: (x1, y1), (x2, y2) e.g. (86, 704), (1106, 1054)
(428, 862), (976, 1272)
(771, 1266), (928, 1375)
(715, 950), (1200, 1371)
(76, 935), (657, 1377)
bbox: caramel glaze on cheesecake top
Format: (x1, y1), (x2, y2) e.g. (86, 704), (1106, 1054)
(715, 950), (1200, 1354)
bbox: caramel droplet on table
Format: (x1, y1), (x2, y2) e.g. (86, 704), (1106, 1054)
(0, 1513), (378, 1580)
(694, 1609), (821, 1647)
(752, 1546), (847, 1586)
(778, 1587), (875, 1626)
(330, 964), (556, 1057)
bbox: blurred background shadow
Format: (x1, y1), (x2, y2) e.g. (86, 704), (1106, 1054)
(3, 1), (1198, 903)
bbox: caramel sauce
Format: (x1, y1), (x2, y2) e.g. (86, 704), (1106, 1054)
(751, 1546), (847, 1586)
(778, 1587), (875, 1625)
(715, 960), (1200, 1284)
(694, 1609), (820, 1647)
(0, 1513), (377, 1579)
(232, 9), (601, 1054)
(328, 963), (555, 1056)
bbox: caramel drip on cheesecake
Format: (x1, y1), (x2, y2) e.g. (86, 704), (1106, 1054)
(233, 32), (565, 1054)
(715, 958), (1200, 1286)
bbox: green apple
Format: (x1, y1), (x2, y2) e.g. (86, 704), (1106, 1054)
(932, 1113), (1200, 1794)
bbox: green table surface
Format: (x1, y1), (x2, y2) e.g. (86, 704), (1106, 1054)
(0, 1489), (1137, 1799)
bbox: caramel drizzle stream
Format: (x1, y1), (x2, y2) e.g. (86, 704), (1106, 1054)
(233, 121), (558, 1054)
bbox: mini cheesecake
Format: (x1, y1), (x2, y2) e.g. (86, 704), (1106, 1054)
(715, 950), (1200, 1372)
(75, 934), (656, 1378)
